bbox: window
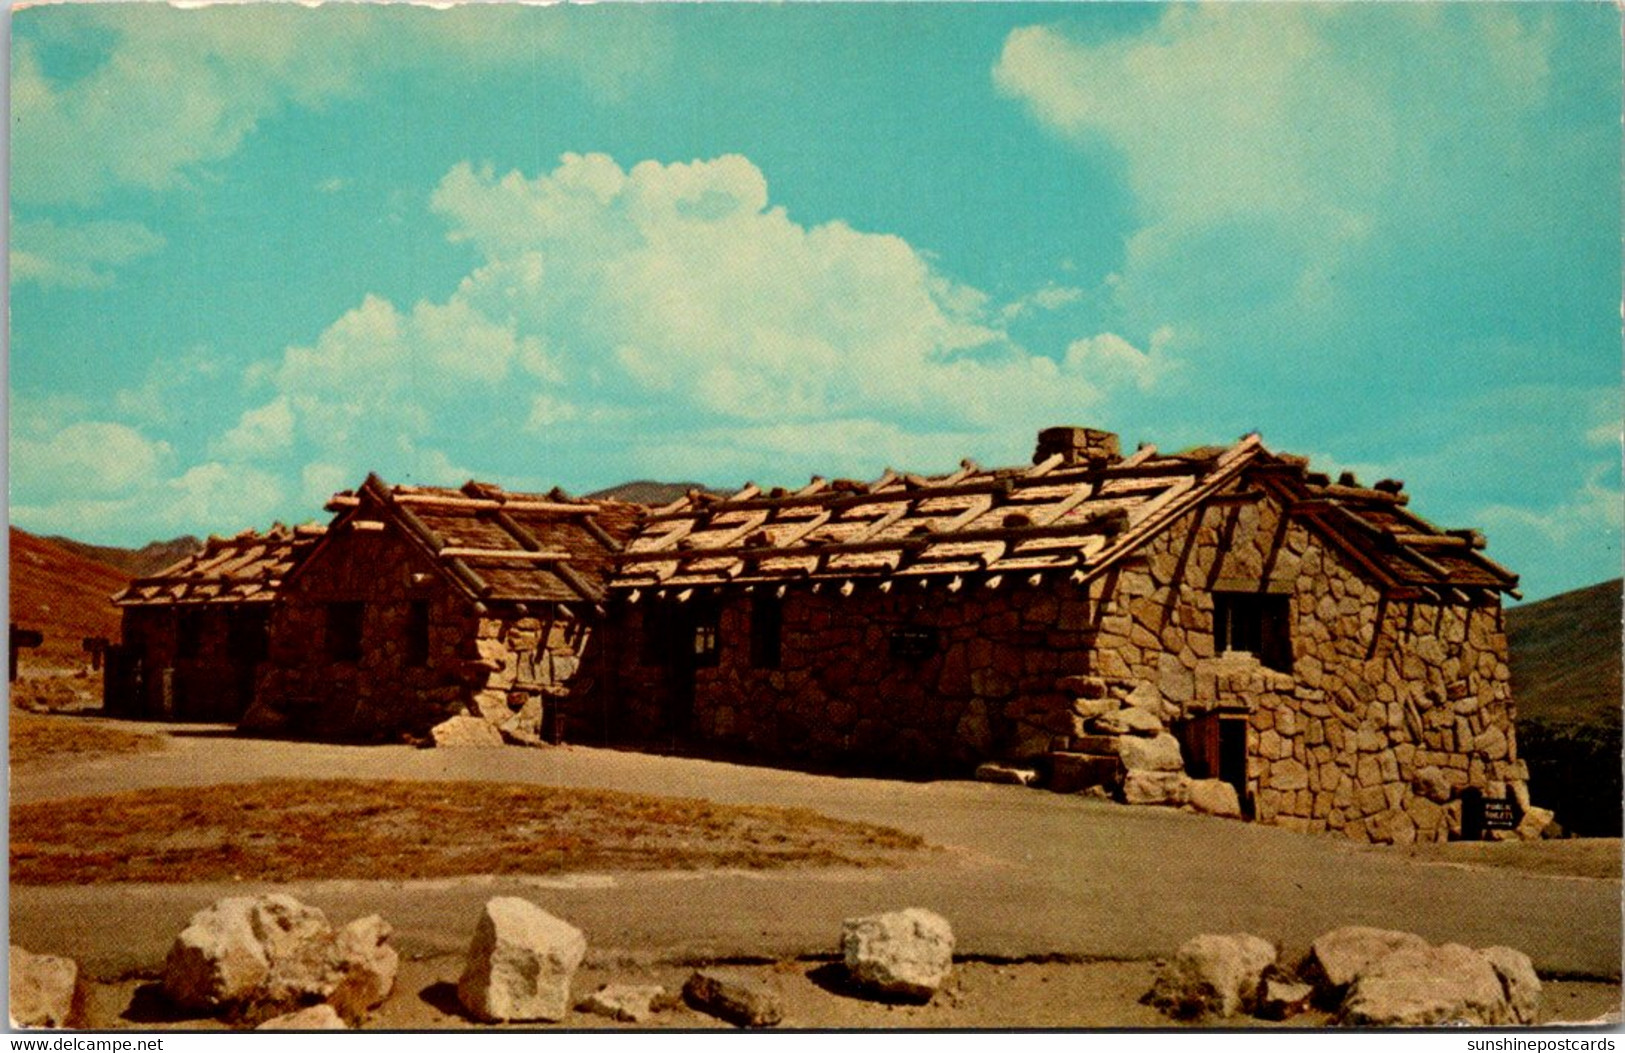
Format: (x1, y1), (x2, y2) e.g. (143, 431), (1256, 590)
(691, 606), (720, 668)
(406, 600), (431, 667)
(228, 608), (269, 664)
(640, 606), (672, 667)
(1213, 592), (1292, 672)
(176, 610), (204, 659)
(750, 596), (782, 669)
(326, 602), (365, 662)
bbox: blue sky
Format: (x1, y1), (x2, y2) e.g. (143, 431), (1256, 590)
(8, 3), (1621, 601)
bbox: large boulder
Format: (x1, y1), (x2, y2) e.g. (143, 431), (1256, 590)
(682, 969), (784, 1028)
(431, 715), (505, 748)
(1147, 933), (1277, 1019)
(841, 908), (955, 1001)
(9, 946), (79, 1028)
(1301, 925), (1430, 1001)
(1479, 945), (1542, 1025)
(161, 895), (398, 1023)
(1339, 943), (1512, 1026)
(1187, 779), (1243, 818)
(457, 897), (586, 1023)
(1122, 770), (1191, 807)
(163, 896), (291, 1011)
(1117, 733), (1184, 772)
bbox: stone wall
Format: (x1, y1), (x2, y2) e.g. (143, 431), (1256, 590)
(111, 605), (260, 722)
(596, 481), (1525, 843)
(1074, 485), (1525, 844)
(596, 582), (1091, 772)
(246, 526), (592, 743)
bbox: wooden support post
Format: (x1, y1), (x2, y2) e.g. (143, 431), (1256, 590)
(10, 624), (43, 682)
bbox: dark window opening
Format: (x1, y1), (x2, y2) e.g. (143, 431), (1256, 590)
(176, 610), (204, 659)
(691, 606), (721, 668)
(326, 602), (365, 662)
(640, 606), (672, 667)
(227, 608), (269, 664)
(406, 601), (431, 667)
(1213, 592), (1292, 672)
(750, 596), (782, 669)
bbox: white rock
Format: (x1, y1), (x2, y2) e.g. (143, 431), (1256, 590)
(432, 715), (505, 748)
(325, 915), (399, 1022)
(1340, 943), (1512, 1026)
(1257, 977), (1314, 1021)
(1479, 946), (1541, 1024)
(1093, 706), (1164, 737)
(1148, 933), (1277, 1018)
(1187, 779), (1243, 818)
(255, 1004), (348, 1030)
(162, 897), (278, 1011)
(160, 894), (397, 1021)
(9, 946), (78, 1028)
(1302, 925), (1430, 996)
(1123, 770), (1191, 807)
(682, 969), (784, 1028)
(579, 984), (666, 1023)
(1072, 696), (1119, 722)
(457, 897), (586, 1022)
(974, 762), (1038, 786)
(842, 908), (955, 1000)
(1117, 732), (1185, 772)
(1515, 806), (1555, 841)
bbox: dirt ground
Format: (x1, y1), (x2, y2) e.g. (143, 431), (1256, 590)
(11, 711), (1623, 1030)
(70, 957), (1623, 1030)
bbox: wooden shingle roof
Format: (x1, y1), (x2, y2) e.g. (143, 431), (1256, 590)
(112, 525), (324, 607)
(613, 436), (1264, 593)
(611, 433), (1520, 600)
(322, 474), (642, 608)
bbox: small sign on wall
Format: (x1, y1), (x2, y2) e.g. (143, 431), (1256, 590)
(1482, 799), (1517, 831)
(888, 626), (939, 660)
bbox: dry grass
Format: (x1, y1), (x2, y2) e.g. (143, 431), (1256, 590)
(9, 709), (165, 766)
(11, 778), (930, 885)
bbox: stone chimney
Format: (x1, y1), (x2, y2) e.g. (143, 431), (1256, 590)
(1034, 426), (1122, 468)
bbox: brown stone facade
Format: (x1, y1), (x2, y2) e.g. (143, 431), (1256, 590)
(594, 478), (1523, 844)
(108, 604), (266, 722)
(246, 526), (590, 743)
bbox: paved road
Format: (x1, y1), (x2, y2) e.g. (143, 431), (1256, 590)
(10, 723), (1621, 979)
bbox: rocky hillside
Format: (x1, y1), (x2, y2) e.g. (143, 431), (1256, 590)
(8, 528), (131, 667)
(1506, 579), (1621, 727)
(43, 534), (201, 578)
(1506, 579), (1621, 837)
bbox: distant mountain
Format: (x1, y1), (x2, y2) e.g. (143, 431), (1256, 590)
(1506, 579), (1621, 727)
(588, 480), (716, 506)
(8, 528), (131, 667)
(43, 534), (202, 578)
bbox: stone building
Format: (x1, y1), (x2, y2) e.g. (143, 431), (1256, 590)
(108, 525), (323, 721)
(242, 474), (640, 743)
(598, 427), (1527, 844)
